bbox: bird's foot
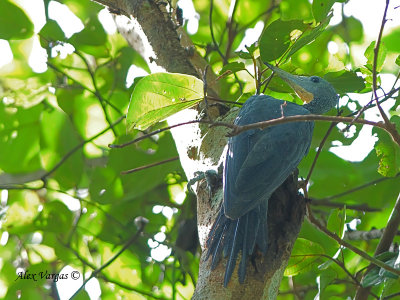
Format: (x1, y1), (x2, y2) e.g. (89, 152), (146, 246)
(187, 166), (222, 199)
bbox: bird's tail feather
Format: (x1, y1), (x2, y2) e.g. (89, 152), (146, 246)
(205, 203), (268, 286)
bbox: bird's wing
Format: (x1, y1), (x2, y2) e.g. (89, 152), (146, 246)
(223, 97), (314, 219)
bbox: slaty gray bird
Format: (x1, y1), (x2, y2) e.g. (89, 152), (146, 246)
(205, 63), (338, 286)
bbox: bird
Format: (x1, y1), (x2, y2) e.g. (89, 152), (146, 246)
(205, 63), (338, 286)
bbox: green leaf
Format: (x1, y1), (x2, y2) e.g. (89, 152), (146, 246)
(0, 0), (34, 40)
(35, 201), (74, 234)
(259, 19), (307, 62)
(236, 51), (253, 59)
(40, 107), (84, 188)
(39, 19), (66, 48)
(382, 277), (400, 298)
(324, 70), (365, 93)
(382, 28), (400, 52)
(127, 73), (204, 131)
(379, 253), (400, 279)
(364, 41), (387, 72)
(3, 191), (40, 233)
(286, 14), (332, 59)
(327, 208), (346, 239)
(361, 266), (382, 287)
(69, 16), (108, 57)
(0, 103), (42, 173)
(312, 0), (336, 22)
(335, 17), (363, 43)
(89, 167), (124, 204)
(374, 252), (398, 262)
(395, 55), (400, 67)
(372, 118), (400, 177)
(219, 62), (246, 75)
(285, 238), (325, 276)
(319, 268), (337, 297)
(280, 0), (313, 21)
(362, 252), (400, 287)
(107, 131), (181, 199)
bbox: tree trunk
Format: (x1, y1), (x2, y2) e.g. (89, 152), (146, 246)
(92, 1), (307, 298)
(193, 171), (305, 300)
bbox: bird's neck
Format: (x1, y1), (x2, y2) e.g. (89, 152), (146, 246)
(303, 98), (328, 114)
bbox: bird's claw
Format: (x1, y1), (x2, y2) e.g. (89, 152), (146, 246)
(187, 167), (223, 199)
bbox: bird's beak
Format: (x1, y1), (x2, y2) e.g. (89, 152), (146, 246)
(265, 63), (314, 104)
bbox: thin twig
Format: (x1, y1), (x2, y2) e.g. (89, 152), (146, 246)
(110, 114), (391, 150)
(305, 121), (337, 185)
(209, 0), (227, 64)
(372, 0), (391, 126)
(203, 65), (210, 119)
(225, 0), (239, 59)
(121, 156), (179, 175)
(63, 241), (167, 300)
(69, 220), (147, 299)
(0, 185), (43, 191)
(109, 120), (214, 149)
(310, 199), (380, 212)
(383, 292), (400, 300)
(355, 192), (400, 299)
(321, 173), (400, 202)
(97, 275), (168, 300)
(230, 115), (387, 137)
(46, 61), (121, 114)
(41, 116), (125, 180)
(75, 51), (119, 136)
(344, 86), (400, 133)
(307, 204), (400, 276)
(207, 95), (243, 106)
(237, 3), (279, 34)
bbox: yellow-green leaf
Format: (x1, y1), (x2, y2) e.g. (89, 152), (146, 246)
(127, 73), (204, 131)
(285, 238), (325, 276)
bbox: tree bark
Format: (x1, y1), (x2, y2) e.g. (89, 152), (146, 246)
(92, 1), (307, 298)
(193, 171), (306, 300)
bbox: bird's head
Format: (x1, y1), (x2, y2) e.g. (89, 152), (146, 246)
(265, 63), (338, 114)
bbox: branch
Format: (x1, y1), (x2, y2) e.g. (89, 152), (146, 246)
(120, 156), (179, 175)
(63, 238), (167, 300)
(209, 0), (227, 63)
(355, 192), (400, 299)
(70, 217), (148, 299)
(306, 204), (400, 277)
(109, 114), (390, 149)
(97, 275), (168, 300)
(372, 0), (390, 125)
(310, 199), (380, 212)
(41, 115), (125, 180)
(321, 173), (400, 201)
(74, 51), (122, 136)
(368, 0), (400, 148)
(344, 228), (400, 241)
(109, 120), (212, 149)
(46, 61), (121, 113)
(230, 114), (387, 136)
(305, 120), (337, 187)
(344, 86), (400, 132)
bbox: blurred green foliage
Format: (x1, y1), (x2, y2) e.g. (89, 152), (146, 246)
(0, 0), (399, 299)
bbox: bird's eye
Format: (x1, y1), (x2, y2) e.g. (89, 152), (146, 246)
(310, 76), (320, 83)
